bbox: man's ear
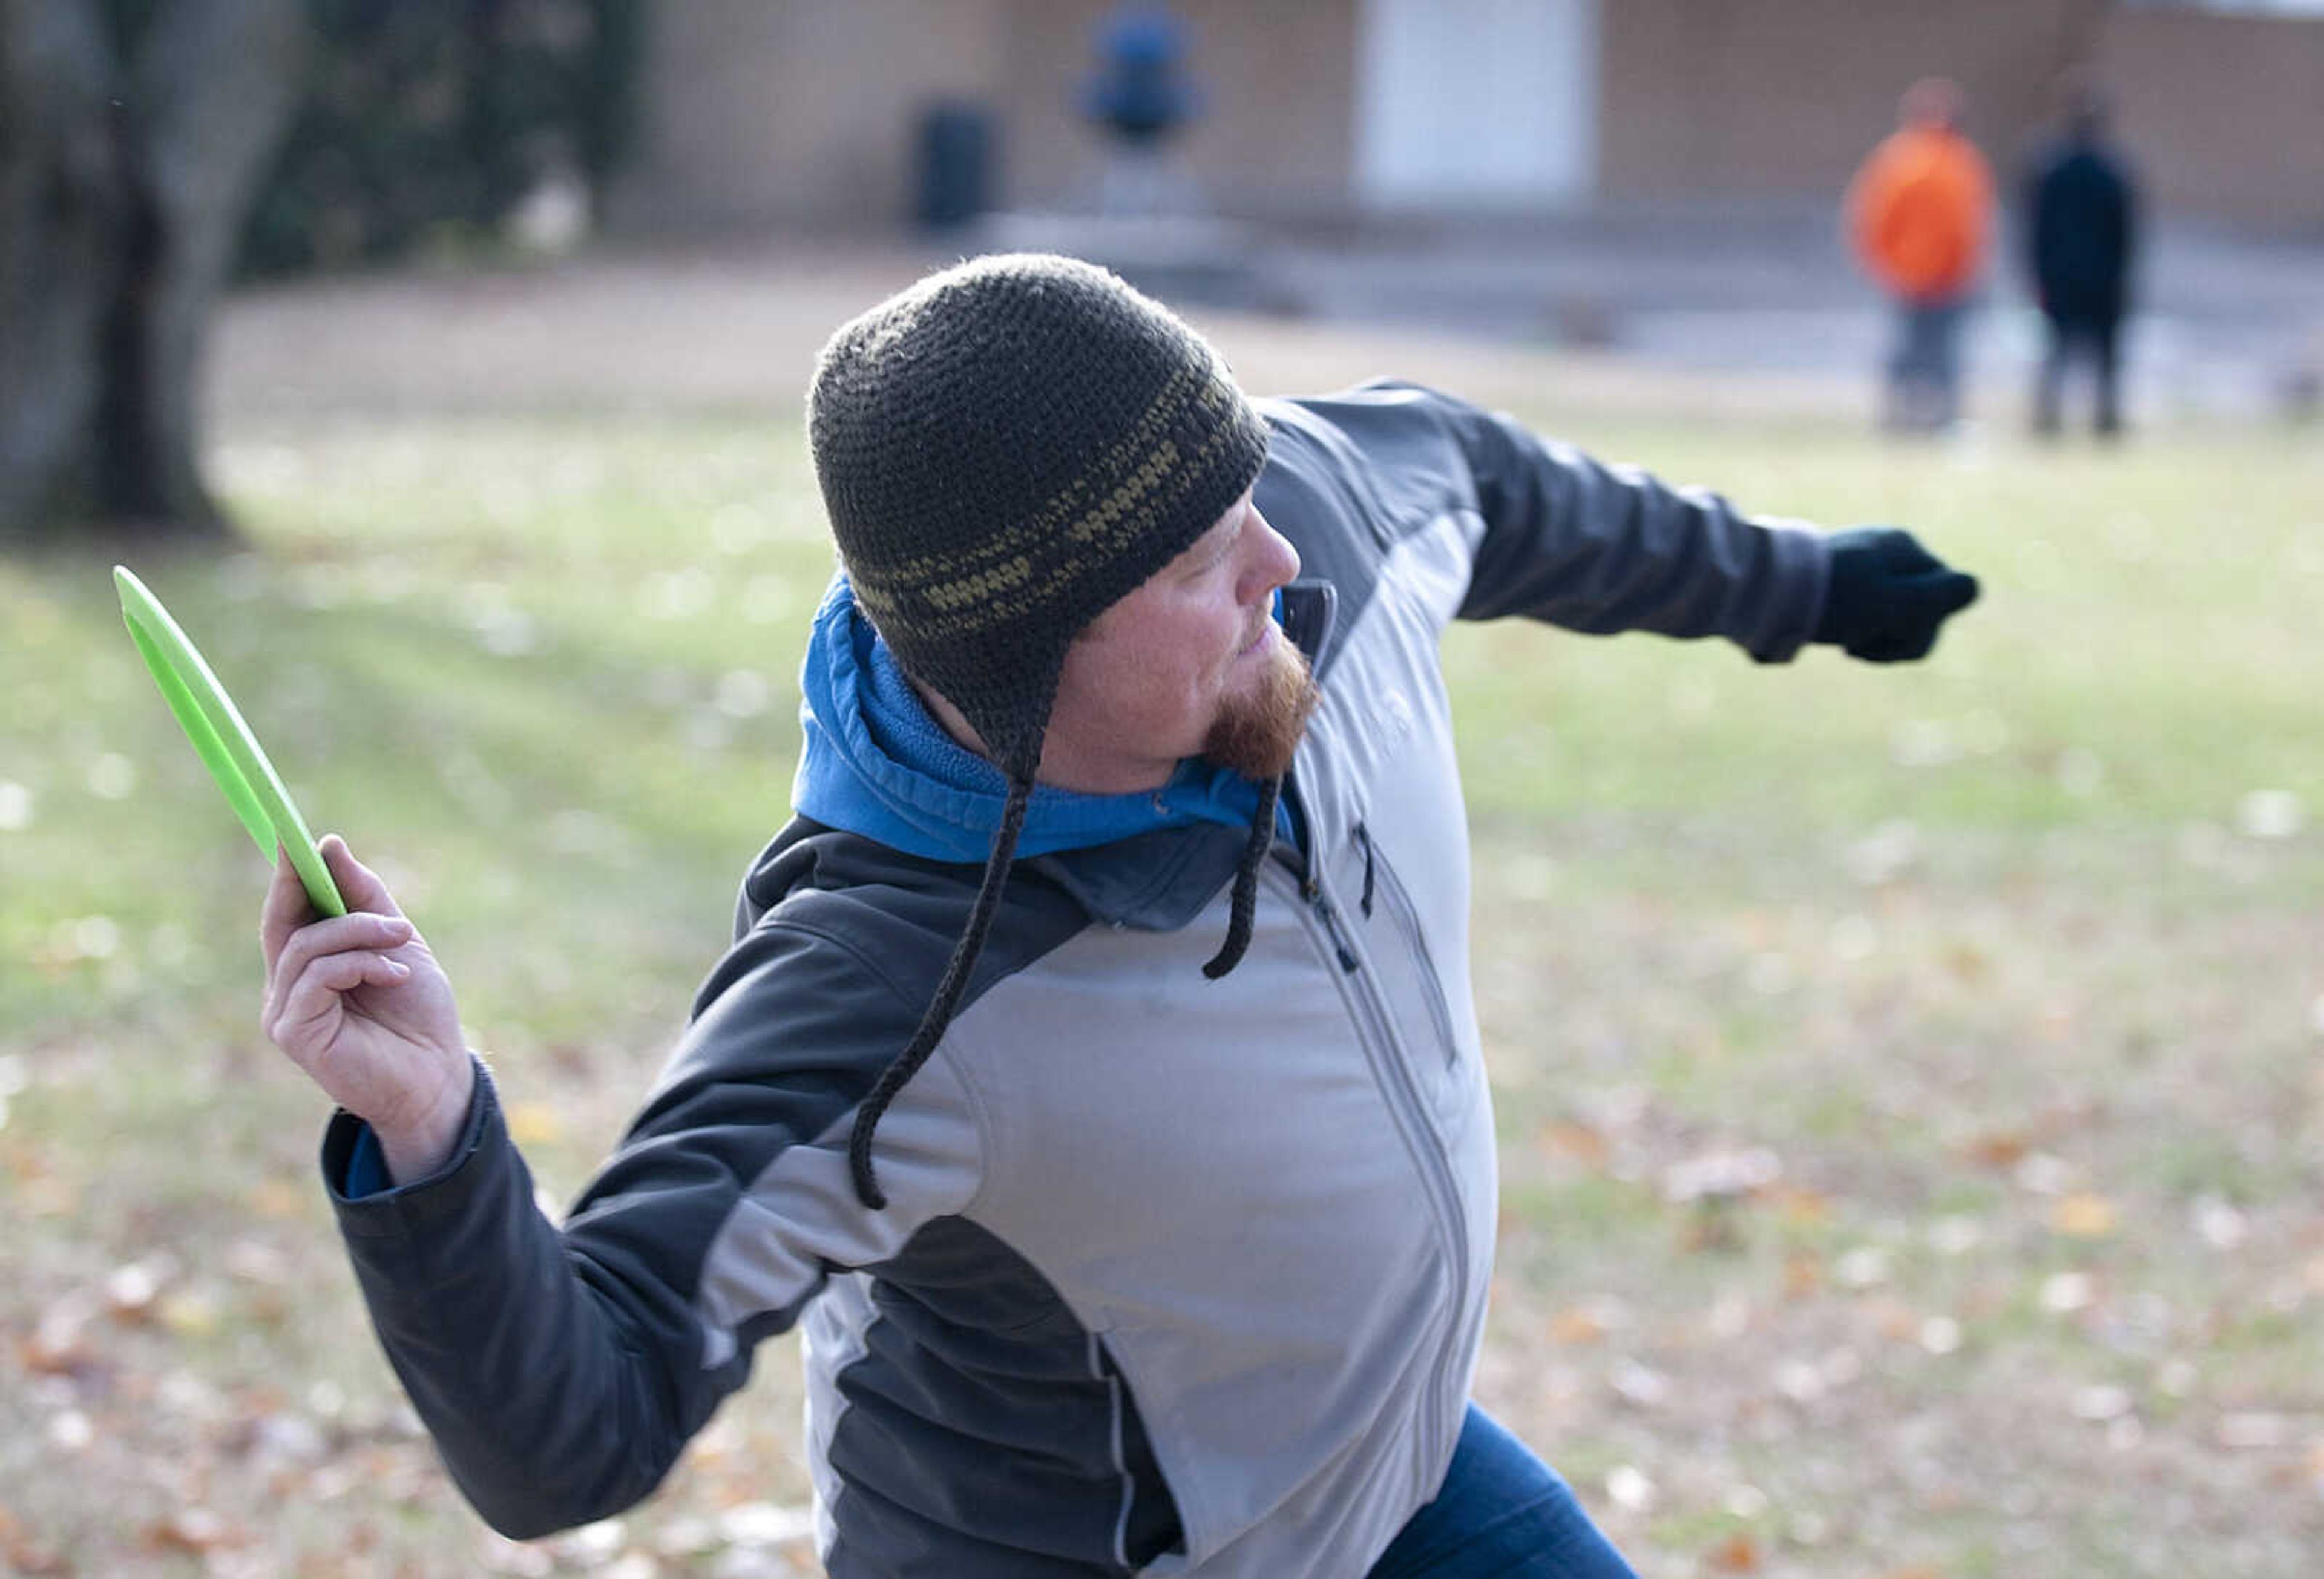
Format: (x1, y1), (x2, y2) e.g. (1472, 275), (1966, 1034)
(909, 673), (993, 759)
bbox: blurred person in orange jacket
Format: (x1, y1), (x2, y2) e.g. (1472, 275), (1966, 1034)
(1845, 77), (1996, 434)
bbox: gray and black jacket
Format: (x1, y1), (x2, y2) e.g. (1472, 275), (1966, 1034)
(324, 382), (1831, 1576)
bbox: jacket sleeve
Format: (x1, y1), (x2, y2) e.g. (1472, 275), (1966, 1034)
(323, 914), (984, 1539)
(1362, 381), (1831, 661)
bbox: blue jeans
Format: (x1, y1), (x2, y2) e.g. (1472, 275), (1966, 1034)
(1365, 1407), (1639, 1578)
(1886, 298), (1967, 432)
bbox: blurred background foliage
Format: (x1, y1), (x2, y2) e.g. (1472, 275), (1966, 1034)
(234, 0), (644, 278)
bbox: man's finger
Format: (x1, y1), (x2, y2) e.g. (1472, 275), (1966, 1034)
(320, 835), (407, 921)
(260, 845), (314, 979)
(262, 911), (415, 1032)
(1873, 531), (1945, 577)
(1892, 570), (1978, 625)
(1929, 570), (1980, 614)
(269, 951), (410, 1048)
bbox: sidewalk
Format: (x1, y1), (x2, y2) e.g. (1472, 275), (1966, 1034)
(999, 203), (2324, 422)
(211, 211), (2324, 428)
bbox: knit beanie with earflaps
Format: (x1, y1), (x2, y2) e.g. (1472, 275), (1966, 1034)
(807, 253), (1272, 1208)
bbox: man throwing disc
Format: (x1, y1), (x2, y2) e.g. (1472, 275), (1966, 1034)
(262, 254), (1977, 1576)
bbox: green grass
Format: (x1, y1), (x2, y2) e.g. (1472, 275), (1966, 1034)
(5, 402), (2322, 1575)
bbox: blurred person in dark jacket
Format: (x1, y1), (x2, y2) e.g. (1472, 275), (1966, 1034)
(2024, 88), (2139, 438)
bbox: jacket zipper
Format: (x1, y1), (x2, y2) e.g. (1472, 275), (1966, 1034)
(1353, 823), (1462, 1069)
(1269, 858), (1469, 1481)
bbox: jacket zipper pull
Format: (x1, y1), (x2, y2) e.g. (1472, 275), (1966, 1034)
(1353, 824), (1377, 918)
(1309, 887), (1360, 974)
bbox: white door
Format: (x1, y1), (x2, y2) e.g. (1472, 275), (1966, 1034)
(1354, 0), (1598, 210)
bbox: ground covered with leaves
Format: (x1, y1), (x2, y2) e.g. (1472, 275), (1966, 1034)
(3, 254), (2320, 1574)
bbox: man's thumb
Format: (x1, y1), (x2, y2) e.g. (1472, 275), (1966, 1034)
(1917, 570), (1980, 618)
(320, 835), (407, 919)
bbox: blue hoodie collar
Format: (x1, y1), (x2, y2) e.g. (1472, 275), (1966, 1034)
(791, 576), (1287, 863)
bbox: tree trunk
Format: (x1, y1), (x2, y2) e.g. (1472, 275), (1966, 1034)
(0, 0), (306, 542)
(0, 1), (125, 533)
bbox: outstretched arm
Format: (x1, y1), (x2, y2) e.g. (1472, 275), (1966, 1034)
(1385, 382), (1977, 665)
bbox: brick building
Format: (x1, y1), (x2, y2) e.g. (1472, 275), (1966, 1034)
(613, 1), (2324, 234)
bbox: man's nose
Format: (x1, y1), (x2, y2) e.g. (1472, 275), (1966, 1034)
(1244, 510), (1300, 597)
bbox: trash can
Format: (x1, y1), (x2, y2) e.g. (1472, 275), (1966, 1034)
(915, 101), (994, 231)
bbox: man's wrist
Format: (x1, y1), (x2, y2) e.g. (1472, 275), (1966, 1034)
(373, 1055), (477, 1186)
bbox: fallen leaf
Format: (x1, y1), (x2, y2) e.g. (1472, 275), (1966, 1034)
(1663, 1147), (1781, 1204)
(651, 1516), (721, 1559)
(1928, 1215), (1983, 1255)
(1, 1515), (70, 1578)
(1835, 1247), (1891, 1289)
(224, 1239), (293, 1286)
(1550, 1307), (1607, 1345)
(1868, 1299), (1920, 1343)
(2053, 1193), (2118, 1238)
(2218, 1413), (2293, 1449)
(2040, 1271), (2096, 1315)
(159, 1292), (221, 1338)
(1920, 1315), (1965, 1356)
(1963, 1131), (2029, 1170)
(1705, 1531), (1761, 1572)
(1604, 1464), (1655, 1513)
(15, 1174), (79, 1218)
(20, 1299), (94, 1376)
(246, 1178), (306, 1219)
(1942, 942), (1990, 983)
(144, 1507), (244, 1555)
(2193, 1197), (2248, 1251)
(105, 1256), (176, 1324)
(1609, 1358), (1670, 1408)
(480, 1532), (556, 1576)
(2015, 1152), (2075, 1196)
(1538, 1120), (1610, 1169)
(1679, 1199), (1747, 1253)
(720, 1502), (817, 1547)
(549, 1517), (626, 1565)
(508, 1102), (565, 1145)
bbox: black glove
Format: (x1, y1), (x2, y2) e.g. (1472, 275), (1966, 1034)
(1813, 528), (1979, 662)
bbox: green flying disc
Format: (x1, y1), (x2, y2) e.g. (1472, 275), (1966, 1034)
(114, 566), (346, 917)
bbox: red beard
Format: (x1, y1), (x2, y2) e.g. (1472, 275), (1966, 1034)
(1201, 640), (1319, 780)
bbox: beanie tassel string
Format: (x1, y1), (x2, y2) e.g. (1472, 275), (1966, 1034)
(1202, 773), (1281, 981)
(849, 778), (1033, 1209)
